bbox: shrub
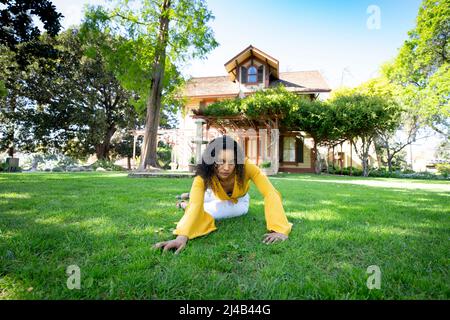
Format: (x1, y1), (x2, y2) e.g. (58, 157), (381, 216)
(327, 165), (362, 176)
(436, 163), (450, 177)
(0, 161), (8, 172)
(260, 161), (271, 169)
(157, 141), (172, 169)
(91, 160), (124, 171)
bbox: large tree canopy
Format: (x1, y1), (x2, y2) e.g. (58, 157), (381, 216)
(80, 0), (218, 170)
(386, 0), (450, 138)
(0, 0), (63, 68)
(0, 28), (139, 160)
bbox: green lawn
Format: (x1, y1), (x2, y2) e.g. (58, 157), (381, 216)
(0, 172), (449, 299)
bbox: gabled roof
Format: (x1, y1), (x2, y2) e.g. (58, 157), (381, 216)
(183, 71), (331, 98)
(224, 45), (279, 82)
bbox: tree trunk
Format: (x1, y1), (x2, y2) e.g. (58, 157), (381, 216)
(127, 156), (131, 170)
(349, 138), (353, 176)
(362, 157), (369, 177)
(313, 140), (321, 174)
(361, 138), (372, 177)
(7, 94), (16, 158)
(353, 136), (372, 177)
(138, 0), (171, 171)
(387, 150), (393, 172)
(95, 126), (116, 161)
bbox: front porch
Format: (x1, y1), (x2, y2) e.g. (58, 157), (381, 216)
(191, 113), (316, 174)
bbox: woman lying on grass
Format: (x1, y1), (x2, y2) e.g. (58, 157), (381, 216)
(154, 135), (293, 254)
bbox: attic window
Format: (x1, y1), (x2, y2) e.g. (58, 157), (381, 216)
(248, 66), (257, 83)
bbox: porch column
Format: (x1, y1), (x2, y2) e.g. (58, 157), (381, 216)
(271, 128), (280, 174)
(194, 119), (206, 164)
(132, 134), (137, 162)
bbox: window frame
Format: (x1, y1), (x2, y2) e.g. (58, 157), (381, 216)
(279, 134), (305, 164)
(247, 65), (258, 83)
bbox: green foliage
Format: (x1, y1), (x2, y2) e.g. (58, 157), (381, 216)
(242, 86), (298, 118)
(80, 0), (218, 124)
(285, 98), (333, 142)
(0, 0), (62, 46)
(0, 0), (62, 71)
(436, 163), (450, 177)
(111, 133), (142, 159)
(260, 161), (271, 169)
(91, 160), (125, 171)
(385, 0), (450, 137)
(200, 86), (299, 119)
(434, 139), (450, 160)
(328, 91), (403, 176)
(200, 98), (241, 117)
(330, 91), (401, 139)
(0, 80), (6, 97)
(0, 161), (9, 172)
(157, 141), (172, 169)
(0, 28), (140, 160)
(327, 165), (363, 176)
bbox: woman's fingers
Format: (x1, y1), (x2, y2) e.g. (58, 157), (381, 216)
(154, 241), (168, 249)
(262, 234), (287, 244)
(163, 241), (178, 252)
(263, 235), (274, 244)
(267, 236), (278, 244)
(174, 242), (186, 255)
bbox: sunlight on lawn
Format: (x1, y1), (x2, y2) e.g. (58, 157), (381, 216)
(0, 192), (32, 199)
(273, 177), (450, 192)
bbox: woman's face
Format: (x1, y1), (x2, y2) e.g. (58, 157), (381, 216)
(215, 149), (236, 180)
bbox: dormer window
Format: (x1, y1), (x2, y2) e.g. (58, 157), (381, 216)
(248, 66), (257, 83)
(240, 65), (264, 84)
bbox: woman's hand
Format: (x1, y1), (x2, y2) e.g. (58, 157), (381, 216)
(262, 232), (288, 244)
(154, 235), (188, 254)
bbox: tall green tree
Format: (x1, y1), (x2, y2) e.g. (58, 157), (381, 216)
(285, 99), (335, 174)
(0, 0), (62, 158)
(330, 92), (402, 176)
(30, 29), (139, 160)
(387, 0), (450, 138)
(358, 76), (426, 172)
(81, 0), (218, 170)
(1, 28), (139, 160)
(0, 0), (62, 68)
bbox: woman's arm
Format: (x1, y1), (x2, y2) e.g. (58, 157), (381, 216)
(172, 175), (217, 239)
(154, 176), (217, 254)
(245, 160), (293, 237)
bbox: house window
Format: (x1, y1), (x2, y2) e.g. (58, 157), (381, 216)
(241, 67), (247, 84)
(248, 66), (257, 83)
(257, 65), (264, 82)
(281, 136), (304, 163)
(283, 137), (296, 162)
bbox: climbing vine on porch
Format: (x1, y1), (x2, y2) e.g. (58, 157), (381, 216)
(193, 86), (302, 119)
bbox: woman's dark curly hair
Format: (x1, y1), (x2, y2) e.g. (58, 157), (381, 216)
(195, 135), (245, 192)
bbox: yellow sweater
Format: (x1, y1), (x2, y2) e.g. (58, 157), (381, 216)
(173, 158), (293, 239)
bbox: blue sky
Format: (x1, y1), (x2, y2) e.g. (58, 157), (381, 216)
(51, 0), (422, 88)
